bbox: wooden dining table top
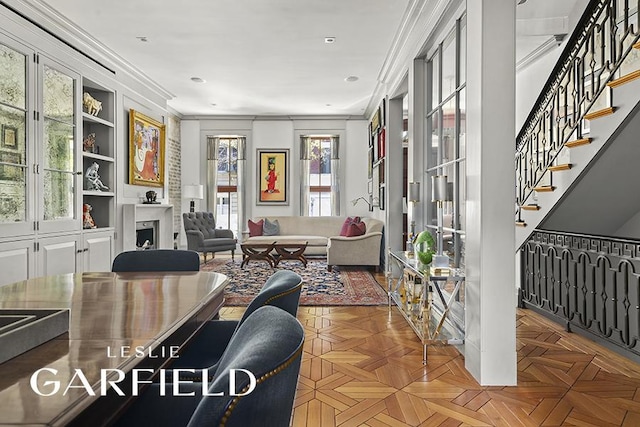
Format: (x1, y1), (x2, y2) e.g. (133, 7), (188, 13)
(0, 271), (228, 426)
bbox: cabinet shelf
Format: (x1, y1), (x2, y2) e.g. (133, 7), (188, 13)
(82, 226), (115, 233)
(82, 152), (114, 163)
(82, 113), (114, 127)
(83, 190), (115, 197)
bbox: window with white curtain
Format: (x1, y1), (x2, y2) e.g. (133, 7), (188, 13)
(207, 136), (245, 238)
(300, 135), (340, 216)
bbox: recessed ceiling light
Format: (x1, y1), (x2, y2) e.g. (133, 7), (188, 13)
(326, 104), (332, 107)
(190, 77), (206, 83)
(136, 36), (148, 42)
(211, 103), (217, 106)
(324, 37), (336, 44)
(344, 75), (359, 82)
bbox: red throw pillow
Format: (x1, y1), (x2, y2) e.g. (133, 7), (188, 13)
(345, 221), (366, 237)
(248, 219), (264, 237)
(340, 216), (361, 236)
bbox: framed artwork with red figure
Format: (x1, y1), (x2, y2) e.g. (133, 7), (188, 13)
(129, 109), (165, 187)
(257, 149), (289, 205)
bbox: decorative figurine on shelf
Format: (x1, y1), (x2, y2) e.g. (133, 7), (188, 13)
(144, 190), (159, 204)
(82, 133), (97, 153)
(83, 91), (102, 116)
(83, 203), (97, 229)
(85, 162), (109, 191)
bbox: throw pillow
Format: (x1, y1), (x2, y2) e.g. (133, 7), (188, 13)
(263, 218), (280, 236)
(248, 219), (264, 237)
(345, 221), (366, 237)
(340, 216), (361, 236)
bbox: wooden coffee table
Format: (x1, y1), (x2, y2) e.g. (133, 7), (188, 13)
(273, 241), (308, 267)
(240, 241), (309, 268)
(240, 242), (276, 268)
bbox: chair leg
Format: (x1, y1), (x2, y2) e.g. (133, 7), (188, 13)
(231, 249), (235, 261)
(203, 252), (207, 263)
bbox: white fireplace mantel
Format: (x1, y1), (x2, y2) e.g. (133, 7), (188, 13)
(123, 204), (174, 250)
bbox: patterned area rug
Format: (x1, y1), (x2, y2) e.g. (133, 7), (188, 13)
(200, 259), (388, 306)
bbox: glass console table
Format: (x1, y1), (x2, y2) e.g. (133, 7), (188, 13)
(387, 250), (465, 363)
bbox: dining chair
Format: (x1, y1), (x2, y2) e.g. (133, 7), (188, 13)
(166, 269), (303, 380)
(114, 305), (304, 427)
(111, 249), (200, 272)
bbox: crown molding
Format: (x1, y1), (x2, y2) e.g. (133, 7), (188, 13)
(181, 114), (365, 121)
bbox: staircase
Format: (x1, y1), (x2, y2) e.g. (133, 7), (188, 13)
(515, 0), (640, 248)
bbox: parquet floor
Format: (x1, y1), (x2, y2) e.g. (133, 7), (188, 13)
(219, 276), (640, 426)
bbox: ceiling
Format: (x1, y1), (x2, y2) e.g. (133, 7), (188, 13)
(34, 0), (583, 118)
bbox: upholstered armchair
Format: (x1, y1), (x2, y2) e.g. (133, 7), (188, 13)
(113, 306), (304, 427)
(183, 212), (236, 261)
(166, 269), (303, 381)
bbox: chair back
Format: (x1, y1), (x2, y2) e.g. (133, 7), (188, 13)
(112, 249), (200, 272)
(183, 212), (217, 239)
(239, 270), (303, 325)
(188, 306), (304, 427)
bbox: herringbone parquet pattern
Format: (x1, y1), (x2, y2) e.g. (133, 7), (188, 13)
(220, 295), (640, 426)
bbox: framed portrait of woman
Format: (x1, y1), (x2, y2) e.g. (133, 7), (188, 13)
(257, 149), (288, 205)
(129, 110), (165, 187)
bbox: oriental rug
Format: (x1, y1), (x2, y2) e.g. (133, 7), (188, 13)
(200, 259), (388, 306)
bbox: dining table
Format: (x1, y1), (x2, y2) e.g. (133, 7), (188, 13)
(0, 270), (228, 426)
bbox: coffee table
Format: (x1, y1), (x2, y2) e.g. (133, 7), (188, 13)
(273, 241), (308, 267)
(240, 242), (277, 268)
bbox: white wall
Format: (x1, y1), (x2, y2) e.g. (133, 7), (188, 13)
(179, 116), (370, 241)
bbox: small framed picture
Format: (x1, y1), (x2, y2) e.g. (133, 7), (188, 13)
(2, 124), (17, 148)
(257, 149), (289, 205)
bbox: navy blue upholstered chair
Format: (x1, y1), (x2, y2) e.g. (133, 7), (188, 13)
(168, 269), (303, 379)
(111, 249), (200, 272)
(114, 305), (304, 427)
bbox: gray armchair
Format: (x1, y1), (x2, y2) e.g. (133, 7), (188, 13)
(183, 212), (236, 261)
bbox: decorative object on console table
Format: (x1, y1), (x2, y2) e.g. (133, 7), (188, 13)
(431, 175), (450, 274)
(129, 109), (165, 187)
(257, 149), (289, 205)
(183, 184), (203, 212)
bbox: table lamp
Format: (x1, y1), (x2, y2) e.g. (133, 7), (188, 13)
(184, 184), (204, 213)
(431, 175), (450, 272)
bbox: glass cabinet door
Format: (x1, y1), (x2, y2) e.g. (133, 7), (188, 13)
(38, 59), (80, 233)
(0, 38), (32, 237)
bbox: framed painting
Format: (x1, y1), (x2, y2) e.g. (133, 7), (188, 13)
(257, 149), (289, 205)
(129, 110), (165, 187)
(1, 124), (17, 148)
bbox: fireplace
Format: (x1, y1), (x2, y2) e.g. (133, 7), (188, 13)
(136, 221), (158, 250)
(123, 204), (174, 251)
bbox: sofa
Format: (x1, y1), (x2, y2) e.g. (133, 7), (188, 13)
(183, 212), (237, 261)
(243, 216), (384, 271)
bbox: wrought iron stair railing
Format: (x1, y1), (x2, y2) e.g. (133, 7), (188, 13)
(520, 230), (640, 359)
(516, 0), (640, 213)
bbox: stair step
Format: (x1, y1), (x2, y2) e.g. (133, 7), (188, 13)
(534, 185), (555, 192)
(566, 137), (592, 148)
(583, 107), (615, 121)
(515, 221), (527, 227)
(520, 204), (541, 211)
(607, 70), (640, 88)
(548, 163), (572, 172)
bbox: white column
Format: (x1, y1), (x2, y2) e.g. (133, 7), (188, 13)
(465, 0), (517, 385)
(408, 59), (425, 231)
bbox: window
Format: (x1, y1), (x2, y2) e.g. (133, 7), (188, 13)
(425, 16), (466, 268)
(300, 135), (339, 216)
(207, 136), (245, 238)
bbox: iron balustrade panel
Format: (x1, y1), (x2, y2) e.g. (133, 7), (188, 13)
(521, 230), (640, 356)
(515, 0), (640, 209)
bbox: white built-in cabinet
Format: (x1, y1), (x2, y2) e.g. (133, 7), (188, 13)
(0, 31), (115, 286)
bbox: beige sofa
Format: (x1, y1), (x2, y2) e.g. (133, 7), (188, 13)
(242, 216), (384, 270)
